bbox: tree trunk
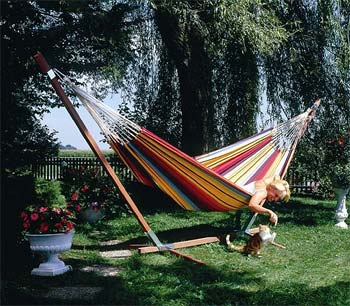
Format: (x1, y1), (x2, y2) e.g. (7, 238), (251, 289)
(153, 8), (214, 156)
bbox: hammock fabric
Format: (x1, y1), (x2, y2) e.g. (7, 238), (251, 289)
(55, 70), (318, 212)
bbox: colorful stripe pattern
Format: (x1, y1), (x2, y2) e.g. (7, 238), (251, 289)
(195, 127), (296, 188)
(110, 128), (251, 211)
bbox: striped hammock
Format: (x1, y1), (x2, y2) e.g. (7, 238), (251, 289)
(56, 70), (318, 212)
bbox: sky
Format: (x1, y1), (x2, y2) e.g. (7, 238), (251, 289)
(40, 88), (272, 151)
(41, 93), (121, 150)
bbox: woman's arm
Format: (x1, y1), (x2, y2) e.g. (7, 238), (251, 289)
(248, 190), (278, 225)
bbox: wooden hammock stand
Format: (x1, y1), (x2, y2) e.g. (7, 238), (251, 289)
(34, 52), (317, 264)
(34, 52), (222, 264)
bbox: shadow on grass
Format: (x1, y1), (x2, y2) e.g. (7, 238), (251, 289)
(119, 256), (350, 305)
(3, 252), (349, 306)
(74, 195), (337, 252)
(72, 223), (239, 252)
(276, 197), (336, 226)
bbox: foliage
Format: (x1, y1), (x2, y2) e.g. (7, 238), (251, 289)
(34, 178), (67, 208)
(20, 206), (75, 235)
(58, 150), (115, 158)
(263, 0), (350, 189)
(62, 166), (124, 217)
(1, 0), (133, 174)
(3, 0), (349, 179)
(121, 0), (289, 154)
(20, 178), (75, 235)
(324, 129), (350, 188)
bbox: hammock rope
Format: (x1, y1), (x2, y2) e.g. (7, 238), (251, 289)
(55, 70), (318, 212)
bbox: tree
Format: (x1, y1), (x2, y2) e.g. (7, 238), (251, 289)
(262, 0), (350, 185)
(123, 0), (288, 155)
(1, 0), (133, 175)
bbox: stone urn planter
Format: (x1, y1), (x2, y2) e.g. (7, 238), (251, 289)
(80, 207), (105, 224)
(334, 187), (349, 229)
(26, 230), (74, 276)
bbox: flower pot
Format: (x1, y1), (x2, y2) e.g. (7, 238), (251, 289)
(334, 187), (349, 229)
(80, 207), (105, 224)
(26, 230), (74, 276)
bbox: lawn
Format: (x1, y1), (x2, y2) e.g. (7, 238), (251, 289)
(2, 196), (350, 305)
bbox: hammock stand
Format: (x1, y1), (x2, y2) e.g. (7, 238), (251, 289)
(34, 52), (319, 264)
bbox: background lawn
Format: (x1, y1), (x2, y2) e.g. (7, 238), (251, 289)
(2, 196), (350, 305)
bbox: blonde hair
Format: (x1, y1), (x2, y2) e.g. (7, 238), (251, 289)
(269, 176), (291, 202)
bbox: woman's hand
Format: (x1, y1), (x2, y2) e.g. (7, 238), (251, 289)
(268, 210), (278, 226)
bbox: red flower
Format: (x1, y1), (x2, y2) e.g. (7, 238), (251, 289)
(81, 185), (89, 192)
(338, 136), (346, 146)
(23, 220), (30, 229)
(71, 192), (79, 201)
(75, 204), (81, 212)
(40, 223), (49, 233)
(21, 206), (76, 235)
(30, 213), (39, 221)
(66, 222), (74, 231)
(54, 222), (63, 229)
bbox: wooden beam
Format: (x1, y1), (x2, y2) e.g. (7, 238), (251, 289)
(169, 249), (205, 265)
(136, 236), (220, 254)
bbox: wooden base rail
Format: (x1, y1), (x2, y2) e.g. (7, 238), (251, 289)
(129, 236), (221, 265)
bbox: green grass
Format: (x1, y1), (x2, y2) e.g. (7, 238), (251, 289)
(3, 196), (350, 305)
(58, 150), (115, 157)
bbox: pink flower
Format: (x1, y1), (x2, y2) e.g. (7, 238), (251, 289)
(71, 192), (79, 201)
(20, 212), (28, 220)
(91, 202), (99, 208)
(39, 207), (48, 213)
(30, 213), (39, 221)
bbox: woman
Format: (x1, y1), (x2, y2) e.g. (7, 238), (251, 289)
(248, 176), (290, 226)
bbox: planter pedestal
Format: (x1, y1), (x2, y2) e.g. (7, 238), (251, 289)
(26, 231), (74, 276)
(334, 188), (349, 229)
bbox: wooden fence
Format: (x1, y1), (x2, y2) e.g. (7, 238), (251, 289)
(31, 156), (135, 182)
(285, 169), (320, 194)
(32, 157), (319, 194)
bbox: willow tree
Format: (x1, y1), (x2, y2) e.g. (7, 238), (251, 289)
(262, 0), (350, 181)
(121, 0), (288, 155)
(122, 0), (349, 178)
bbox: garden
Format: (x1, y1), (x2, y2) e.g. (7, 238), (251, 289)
(2, 162), (350, 305)
(2, 1), (350, 305)
(2, 187), (350, 305)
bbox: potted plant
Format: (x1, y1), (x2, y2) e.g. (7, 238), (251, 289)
(20, 179), (76, 276)
(63, 166), (120, 223)
(325, 128), (350, 228)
